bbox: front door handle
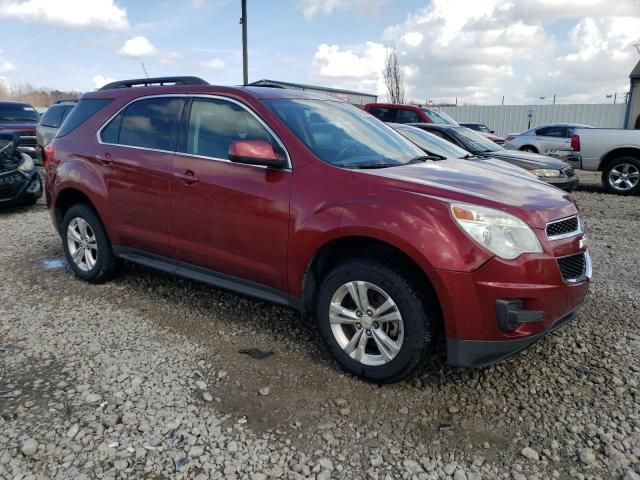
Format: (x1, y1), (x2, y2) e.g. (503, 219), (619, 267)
(173, 170), (199, 185)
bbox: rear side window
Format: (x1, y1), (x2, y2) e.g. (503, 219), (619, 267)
(40, 105), (65, 128)
(395, 109), (420, 123)
(106, 97), (184, 151)
(56, 99), (112, 137)
(536, 126), (567, 138)
(367, 107), (396, 122)
(182, 97), (274, 159)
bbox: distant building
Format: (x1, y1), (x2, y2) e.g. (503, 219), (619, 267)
(248, 79), (377, 106)
(626, 60), (640, 129)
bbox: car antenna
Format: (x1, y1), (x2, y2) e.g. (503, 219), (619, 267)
(140, 62), (150, 79)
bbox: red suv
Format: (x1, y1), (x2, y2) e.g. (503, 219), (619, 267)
(46, 77), (591, 383)
(364, 103), (459, 126)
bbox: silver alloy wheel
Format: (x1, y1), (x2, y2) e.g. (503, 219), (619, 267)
(67, 217), (98, 272)
(329, 281), (404, 366)
(608, 163), (640, 191)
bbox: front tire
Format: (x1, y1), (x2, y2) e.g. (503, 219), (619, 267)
(602, 157), (640, 195)
(315, 259), (434, 383)
(61, 204), (118, 283)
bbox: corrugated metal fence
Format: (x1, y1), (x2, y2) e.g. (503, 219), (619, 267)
(440, 104), (627, 137)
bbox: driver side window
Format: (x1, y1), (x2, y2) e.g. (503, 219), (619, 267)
(183, 98), (275, 160)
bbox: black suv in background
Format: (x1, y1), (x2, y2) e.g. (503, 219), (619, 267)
(0, 101), (40, 161)
(36, 100), (77, 164)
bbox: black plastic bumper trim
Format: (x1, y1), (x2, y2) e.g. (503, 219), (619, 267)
(446, 309), (578, 368)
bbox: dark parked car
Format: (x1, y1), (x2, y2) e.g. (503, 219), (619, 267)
(364, 103), (459, 125)
(0, 132), (42, 207)
(460, 122), (505, 145)
(0, 101), (39, 161)
(46, 76), (590, 383)
(409, 123), (579, 191)
(37, 100), (77, 164)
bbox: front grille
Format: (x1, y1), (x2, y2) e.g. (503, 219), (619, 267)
(0, 171), (27, 198)
(18, 135), (37, 147)
(562, 167), (575, 177)
(546, 216), (580, 239)
(557, 253), (586, 282)
(493, 139), (505, 145)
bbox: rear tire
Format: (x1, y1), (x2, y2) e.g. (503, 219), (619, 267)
(602, 157), (640, 195)
(315, 258), (434, 383)
(520, 145), (538, 153)
(61, 204), (118, 283)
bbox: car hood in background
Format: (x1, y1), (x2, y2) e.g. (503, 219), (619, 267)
(481, 150), (569, 170)
(354, 158), (576, 228)
(0, 122), (38, 133)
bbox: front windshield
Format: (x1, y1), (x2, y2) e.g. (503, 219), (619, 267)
(395, 126), (469, 159)
(420, 108), (458, 126)
(454, 127), (504, 153)
(0, 103), (39, 123)
(265, 99), (425, 168)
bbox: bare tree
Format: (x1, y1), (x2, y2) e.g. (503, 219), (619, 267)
(383, 44), (405, 104)
(0, 82), (81, 107)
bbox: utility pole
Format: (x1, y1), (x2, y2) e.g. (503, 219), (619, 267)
(553, 94), (556, 105)
(501, 95), (504, 106)
(240, 0), (248, 85)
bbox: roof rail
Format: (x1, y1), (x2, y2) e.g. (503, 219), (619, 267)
(99, 76), (209, 90)
(54, 99), (79, 104)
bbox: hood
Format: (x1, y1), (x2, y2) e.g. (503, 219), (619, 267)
(353, 159), (577, 228)
(0, 122), (38, 134)
(481, 150), (569, 170)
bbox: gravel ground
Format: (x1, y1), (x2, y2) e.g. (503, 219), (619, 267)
(1, 170), (639, 480)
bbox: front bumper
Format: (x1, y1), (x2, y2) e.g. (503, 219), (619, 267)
(447, 308), (578, 367)
(435, 244), (590, 368)
(543, 175), (579, 192)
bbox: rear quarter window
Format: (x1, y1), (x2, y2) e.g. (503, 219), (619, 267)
(40, 105), (65, 128)
(367, 107), (396, 123)
(56, 99), (112, 137)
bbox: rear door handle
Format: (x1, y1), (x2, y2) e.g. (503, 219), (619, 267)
(173, 170), (199, 185)
(96, 152), (113, 166)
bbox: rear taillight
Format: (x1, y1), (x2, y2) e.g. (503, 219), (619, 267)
(571, 134), (580, 151)
(44, 143), (55, 170)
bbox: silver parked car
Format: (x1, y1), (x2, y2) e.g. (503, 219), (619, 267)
(505, 123), (592, 158)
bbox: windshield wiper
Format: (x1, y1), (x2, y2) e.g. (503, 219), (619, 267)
(342, 163), (394, 169)
(406, 154), (446, 164)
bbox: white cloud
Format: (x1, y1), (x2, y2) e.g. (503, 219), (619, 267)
(0, 59), (16, 74)
(401, 32), (423, 47)
(117, 36), (181, 65)
(192, 0), (205, 7)
(92, 74), (115, 89)
(200, 58), (225, 71)
(298, 0), (389, 20)
(0, 0), (129, 30)
(310, 42), (386, 94)
(309, 0), (640, 104)
(118, 36), (157, 58)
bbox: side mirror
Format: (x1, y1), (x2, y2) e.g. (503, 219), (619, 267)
(228, 140), (287, 169)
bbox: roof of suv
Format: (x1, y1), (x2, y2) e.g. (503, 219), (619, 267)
(85, 83), (344, 103)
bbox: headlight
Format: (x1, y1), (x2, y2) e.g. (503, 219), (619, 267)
(18, 154), (34, 173)
(450, 203), (543, 260)
(531, 168), (561, 178)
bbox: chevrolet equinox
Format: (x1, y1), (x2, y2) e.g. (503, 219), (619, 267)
(45, 77), (591, 383)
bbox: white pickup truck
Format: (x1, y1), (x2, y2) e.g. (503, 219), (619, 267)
(567, 128), (640, 195)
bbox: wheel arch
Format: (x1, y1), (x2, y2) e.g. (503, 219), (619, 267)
(54, 187), (104, 232)
(519, 145), (538, 153)
(597, 147), (640, 171)
(300, 235), (445, 344)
